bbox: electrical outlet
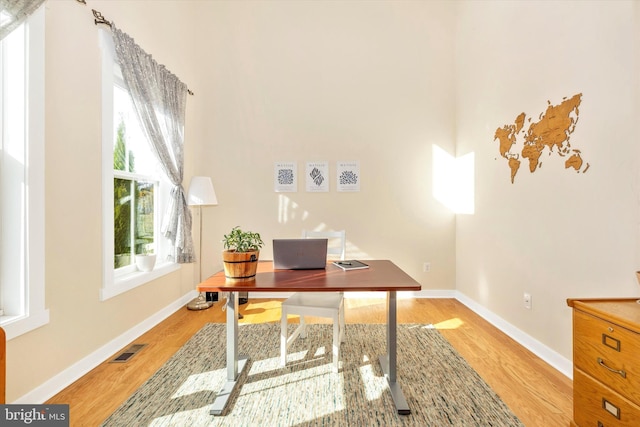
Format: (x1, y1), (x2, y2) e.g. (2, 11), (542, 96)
(423, 262), (431, 272)
(523, 292), (532, 309)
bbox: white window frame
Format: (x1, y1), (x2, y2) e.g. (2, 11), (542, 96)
(0, 6), (49, 340)
(99, 29), (178, 301)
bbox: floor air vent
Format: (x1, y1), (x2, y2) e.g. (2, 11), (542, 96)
(110, 343), (147, 363)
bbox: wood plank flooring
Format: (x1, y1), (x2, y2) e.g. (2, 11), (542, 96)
(46, 298), (573, 426)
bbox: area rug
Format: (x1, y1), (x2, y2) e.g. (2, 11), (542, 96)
(102, 323), (524, 426)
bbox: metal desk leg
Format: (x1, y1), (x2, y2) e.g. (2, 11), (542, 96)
(379, 290), (411, 415)
(210, 291), (249, 416)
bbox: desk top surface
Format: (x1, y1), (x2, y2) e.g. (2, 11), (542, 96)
(197, 260), (422, 293)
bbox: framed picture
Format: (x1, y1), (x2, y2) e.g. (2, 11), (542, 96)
(274, 161), (297, 192)
(305, 161), (329, 192)
(337, 160), (360, 192)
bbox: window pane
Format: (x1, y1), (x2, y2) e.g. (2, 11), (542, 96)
(114, 177), (132, 268)
(113, 85), (155, 175)
(1, 23), (26, 316)
(135, 181), (154, 255)
(113, 84), (157, 270)
(113, 118), (133, 172)
(3, 23), (26, 159)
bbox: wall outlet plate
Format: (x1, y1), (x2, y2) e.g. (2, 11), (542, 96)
(523, 292), (532, 309)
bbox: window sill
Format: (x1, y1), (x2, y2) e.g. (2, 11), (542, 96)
(0, 308), (50, 340)
(101, 262), (180, 301)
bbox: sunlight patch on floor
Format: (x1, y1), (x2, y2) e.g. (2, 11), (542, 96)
(171, 369), (223, 399)
(314, 346), (326, 358)
(433, 317), (464, 329)
(359, 355), (386, 401)
(242, 363), (345, 422)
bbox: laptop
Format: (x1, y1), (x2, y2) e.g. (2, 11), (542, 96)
(272, 238), (328, 270)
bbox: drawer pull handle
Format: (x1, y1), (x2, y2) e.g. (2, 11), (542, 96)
(598, 358), (627, 378)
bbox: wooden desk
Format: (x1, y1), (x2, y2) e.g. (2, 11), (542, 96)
(198, 260), (421, 416)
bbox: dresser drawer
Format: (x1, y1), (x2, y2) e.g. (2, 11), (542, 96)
(574, 369), (640, 427)
(574, 310), (640, 403)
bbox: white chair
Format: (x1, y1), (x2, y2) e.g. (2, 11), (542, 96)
(280, 230), (346, 370)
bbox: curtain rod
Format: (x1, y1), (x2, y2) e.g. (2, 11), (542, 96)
(90, 9), (195, 96)
(91, 9), (111, 28)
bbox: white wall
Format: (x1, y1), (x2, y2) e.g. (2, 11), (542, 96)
(455, 0), (639, 360)
(6, 1), (204, 402)
(9, 0), (639, 403)
(6, 0), (458, 403)
(190, 0), (458, 289)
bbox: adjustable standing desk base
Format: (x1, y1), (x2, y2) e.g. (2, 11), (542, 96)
(379, 356), (411, 415)
(197, 262), (422, 417)
(210, 291), (249, 416)
(210, 355), (249, 415)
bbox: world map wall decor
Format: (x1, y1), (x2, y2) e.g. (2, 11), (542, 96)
(493, 93), (589, 184)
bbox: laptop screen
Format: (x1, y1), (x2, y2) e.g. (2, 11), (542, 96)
(272, 238), (328, 270)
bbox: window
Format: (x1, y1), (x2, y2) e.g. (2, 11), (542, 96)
(112, 84), (158, 272)
(100, 30), (177, 300)
(0, 7), (48, 339)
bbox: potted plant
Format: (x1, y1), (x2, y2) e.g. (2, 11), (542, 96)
(135, 245), (156, 272)
(222, 226), (264, 279)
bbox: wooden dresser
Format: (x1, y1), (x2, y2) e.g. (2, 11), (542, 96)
(567, 298), (640, 427)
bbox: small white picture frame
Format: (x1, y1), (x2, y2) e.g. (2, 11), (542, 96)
(337, 160), (360, 192)
(305, 161), (329, 192)
(274, 161), (297, 192)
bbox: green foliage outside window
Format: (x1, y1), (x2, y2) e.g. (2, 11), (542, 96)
(114, 120), (134, 172)
(135, 181), (154, 256)
(113, 118), (156, 269)
(114, 177), (131, 268)
(114, 119), (134, 268)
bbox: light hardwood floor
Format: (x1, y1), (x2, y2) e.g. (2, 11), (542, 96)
(47, 298), (573, 426)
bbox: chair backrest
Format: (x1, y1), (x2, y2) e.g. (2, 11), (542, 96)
(302, 230), (346, 261)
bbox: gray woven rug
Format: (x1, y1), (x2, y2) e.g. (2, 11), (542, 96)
(102, 323), (524, 426)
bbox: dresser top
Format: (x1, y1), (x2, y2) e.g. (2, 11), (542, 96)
(567, 298), (640, 332)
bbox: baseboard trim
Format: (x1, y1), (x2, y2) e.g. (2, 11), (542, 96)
(454, 291), (573, 379)
(13, 290), (198, 404)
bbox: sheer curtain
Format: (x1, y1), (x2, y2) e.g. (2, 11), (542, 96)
(0, 0), (45, 41)
(111, 24), (195, 263)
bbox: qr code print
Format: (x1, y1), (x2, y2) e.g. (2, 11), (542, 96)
(278, 169), (294, 185)
(339, 170), (358, 185)
(310, 167), (325, 186)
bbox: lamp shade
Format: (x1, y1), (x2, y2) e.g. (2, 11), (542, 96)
(187, 176), (218, 206)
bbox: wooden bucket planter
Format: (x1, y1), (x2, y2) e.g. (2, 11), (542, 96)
(223, 250), (260, 279)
